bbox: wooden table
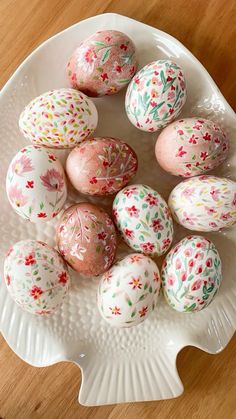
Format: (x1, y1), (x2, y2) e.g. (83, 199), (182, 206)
(0, 1), (236, 418)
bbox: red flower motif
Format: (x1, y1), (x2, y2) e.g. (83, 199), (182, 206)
(98, 231), (107, 241)
(141, 242), (155, 253)
(176, 146), (187, 157)
(200, 151), (208, 161)
(25, 252), (36, 266)
(151, 219), (163, 232)
(130, 255), (143, 263)
(191, 280), (202, 291)
(48, 154), (56, 161)
(120, 43), (127, 50)
(30, 285), (43, 300)
(101, 73), (108, 81)
(203, 132), (211, 141)
(58, 271), (68, 285)
(196, 241), (206, 248)
(102, 160), (109, 168)
(123, 187), (137, 197)
(110, 306), (121, 315)
(150, 101), (157, 107)
(189, 134), (197, 144)
(112, 208), (118, 221)
(115, 65), (122, 73)
(139, 306), (148, 318)
(153, 272), (159, 282)
(129, 277), (142, 289)
(169, 108), (174, 114)
(26, 180), (34, 189)
(145, 193), (158, 207)
(6, 274), (11, 286)
(188, 259), (195, 268)
(37, 212), (47, 218)
(162, 238), (171, 249)
(90, 176), (98, 184)
(206, 258), (212, 267)
(220, 212), (232, 220)
(167, 76), (173, 82)
(196, 265), (203, 274)
(177, 129), (184, 135)
(134, 76), (140, 84)
(126, 205), (140, 217)
(124, 228), (134, 239)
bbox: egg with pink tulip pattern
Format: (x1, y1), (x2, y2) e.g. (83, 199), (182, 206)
(112, 184), (173, 256)
(97, 253), (161, 327)
(161, 236), (222, 312)
(155, 117), (229, 177)
(19, 88), (98, 148)
(4, 240), (70, 315)
(168, 175), (236, 232)
(125, 60), (186, 132)
(6, 145), (67, 222)
(66, 30), (138, 97)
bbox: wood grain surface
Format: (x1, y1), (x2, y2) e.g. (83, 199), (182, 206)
(0, 0), (236, 418)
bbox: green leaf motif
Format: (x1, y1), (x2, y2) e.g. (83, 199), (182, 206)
(101, 47), (111, 64)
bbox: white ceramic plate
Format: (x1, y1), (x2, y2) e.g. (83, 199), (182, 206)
(0, 13), (236, 406)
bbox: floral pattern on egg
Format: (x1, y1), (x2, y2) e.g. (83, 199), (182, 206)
(67, 30), (138, 97)
(6, 145), (67, 222)
(56, 203), (117, 276)
(125, 60), (186, 132)
(97, 253), (160, 327)
(168, 175), (236, 232)
(161, 236), (222, 312)
(113, 184), (173, 256)
(19, 88), (98, 148)
(4, 240), (70, 315)
(66, 137), (138, 195)
(155, 118), (229, 177)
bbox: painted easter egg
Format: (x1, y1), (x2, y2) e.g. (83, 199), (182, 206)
(6, 145), (67, 222)
(66, 30), (138, 97)
(56, 203), (117, 276)
(125, 60), (186, 132)
(155, 117), (229, 177)
(19, 88), (98, 148)
(66, 137), (138, 195)
(168, 175), (236, 231)
(97, 253), (161, 327)
(161, 235), (222, 312)
(4, 240), (70, 315)
(113, 184), (173, 256)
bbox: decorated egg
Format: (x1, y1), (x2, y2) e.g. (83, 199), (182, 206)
(56, 203), (117, 276)
(66, 30), (138, 97)
(113, 184), (173, 255)
(19, 88), (98, 148)
(155, 117), (229, 177)
(125, 60), (186, 132)
(168, 175), (236, 231)
(66, 137), (138, 195)
(4, 240), (70, 315)
(161, 235), (222, 312)
(97, 253), (160, 327)
(6, 145), (67, 222)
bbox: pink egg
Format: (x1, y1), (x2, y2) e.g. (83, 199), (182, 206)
(56, 203), (117, 276)
(66, 137), (138, 195)
(66, 30), (138, 97)
(155, 117), (229, 177)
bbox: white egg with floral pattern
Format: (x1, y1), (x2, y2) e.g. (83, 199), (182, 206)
(97, 253), (160, 327)
(4, 240), (70, 315)
(125, 60), (186, 132)
(161, 236), (222, 313)
(113, 184), (174, 256)
(6, 145), (67, 222)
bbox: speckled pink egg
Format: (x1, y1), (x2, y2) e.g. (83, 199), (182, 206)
(56, 203), (117, 276)
(155, 118), (229, 177)
(66, 30), (138, 97)
(66, 137), (138, 195)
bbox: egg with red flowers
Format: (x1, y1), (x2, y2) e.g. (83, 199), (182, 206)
(155, 118), (229, 177)
(4, 240), (70, 315)
(66, 30), (138, 97)
(66, 137), (138, 195)
(56, 203), (117, 276)
(112, 184), (173, 256)
(161, 235), (222, 312)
